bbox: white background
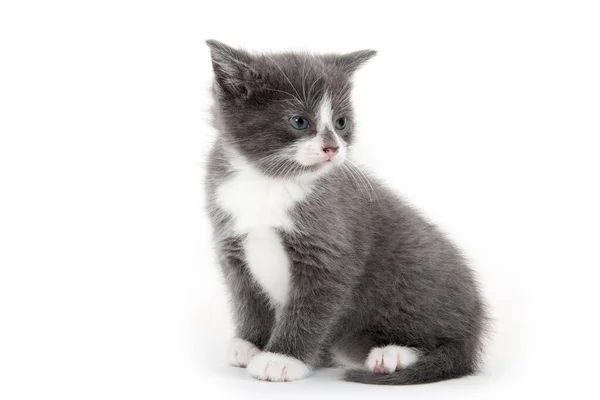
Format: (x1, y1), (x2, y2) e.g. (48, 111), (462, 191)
(1, 1), (599, 399)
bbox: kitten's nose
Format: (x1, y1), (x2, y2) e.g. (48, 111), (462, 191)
(322, 146), (339, 158)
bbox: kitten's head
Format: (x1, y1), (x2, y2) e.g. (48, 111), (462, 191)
(206, 40), (376, 180)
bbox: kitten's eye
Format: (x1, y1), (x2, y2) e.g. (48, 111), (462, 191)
(334, 117), (347, 130)
(290, 116), (309, 130)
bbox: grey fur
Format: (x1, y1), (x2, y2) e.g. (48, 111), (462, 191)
(204, 40), (486, 385)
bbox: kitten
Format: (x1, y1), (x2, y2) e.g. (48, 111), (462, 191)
(204, 40), (486, 384)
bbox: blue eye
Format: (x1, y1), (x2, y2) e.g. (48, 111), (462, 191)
(334, 117), (347, 130)
(290, 116), (309, 130)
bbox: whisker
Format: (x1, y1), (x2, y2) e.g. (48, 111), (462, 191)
(271, 158), (292, 179)
(342, 164), (370, 202)
(266, 54), (303, 105)
(263, 158), (287, 177)
(279, 161), (293, 180)
(265, 88), (303, 105)
(347, 160), (379, 205)
(301, 59), (307, 104)
(308, 73), (326, 104)
(311, 85), (327, 102)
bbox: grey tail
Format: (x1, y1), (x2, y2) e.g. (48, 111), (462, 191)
(344, 343), (479, 385)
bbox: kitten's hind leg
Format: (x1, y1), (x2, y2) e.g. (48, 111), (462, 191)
(344, 341), (479, 385)
(365, 345), (420, 374)
(332, 337), (420, 374)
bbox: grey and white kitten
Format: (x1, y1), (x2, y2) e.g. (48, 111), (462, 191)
(204, 40), (486, 385)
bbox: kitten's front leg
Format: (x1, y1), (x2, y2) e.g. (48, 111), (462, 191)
(219, 241), (275, 368)
(246, 257), (350, 382)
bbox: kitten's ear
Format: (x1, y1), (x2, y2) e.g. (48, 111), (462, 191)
(205, 39), (262, 99)
(325, 49), (377, 74)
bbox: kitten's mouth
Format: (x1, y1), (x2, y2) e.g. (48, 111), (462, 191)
(291, 152), (344, 176)
(312, 159), (335, 168)
(314, 151), (346, 167)
(295, 159), (332, 173)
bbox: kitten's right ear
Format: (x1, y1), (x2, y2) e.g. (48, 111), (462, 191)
(205, 40), (260, 99)
(324, 49), (378, 75)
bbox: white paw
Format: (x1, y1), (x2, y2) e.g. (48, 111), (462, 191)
(246, 352), (311, 382)
(228, 337), (261, 368)
(365, 345), (420, 374)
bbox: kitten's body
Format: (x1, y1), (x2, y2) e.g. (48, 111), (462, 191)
(205, 40), (486, 384)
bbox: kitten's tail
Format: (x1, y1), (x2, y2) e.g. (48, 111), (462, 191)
(343, 343), (479, 385)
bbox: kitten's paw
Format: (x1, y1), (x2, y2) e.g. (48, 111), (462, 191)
(228, 337), (261, 368)
(246, 352), (311, 382)
(365, 345), (420, 374)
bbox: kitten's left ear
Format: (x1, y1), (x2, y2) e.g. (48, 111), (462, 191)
(324, 49), (377, 74)
(206, 39), (262, 100)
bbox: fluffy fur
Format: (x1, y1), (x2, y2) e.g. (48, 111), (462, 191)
(204, 39), (486, 385)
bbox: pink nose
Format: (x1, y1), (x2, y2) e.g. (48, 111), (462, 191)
(323, 146), (339, 159)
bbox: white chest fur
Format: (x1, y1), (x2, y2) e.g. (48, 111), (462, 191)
(215, 157), (313, 305)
